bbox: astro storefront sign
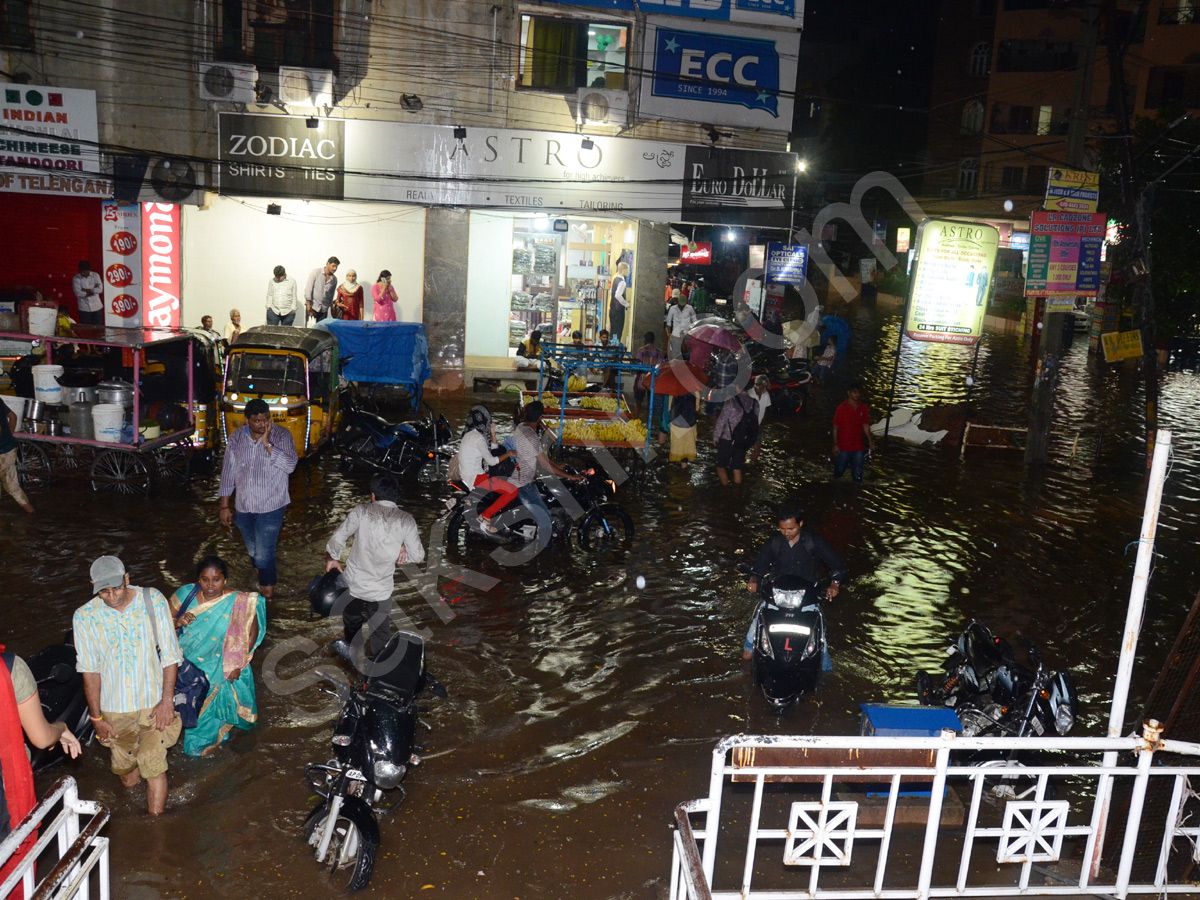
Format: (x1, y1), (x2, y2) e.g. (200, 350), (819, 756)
(218, 114), (345, 200)
(680, 146), (796, 229)
(641, 20), (797, 130)
(905, 219), (999, 346)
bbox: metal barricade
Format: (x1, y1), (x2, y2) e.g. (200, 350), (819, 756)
(0, 777), (110, 900)
(670, 722), (1200, 899)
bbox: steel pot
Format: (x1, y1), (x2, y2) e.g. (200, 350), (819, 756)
(25, 399), (48, 422)
(97, 380), (135, 408)
(61, 384), (98, 405)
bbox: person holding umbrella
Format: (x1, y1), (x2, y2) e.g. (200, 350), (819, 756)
(644, 360), (707, 468)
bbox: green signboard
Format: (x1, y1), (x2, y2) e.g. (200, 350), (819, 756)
(904, 219), (1000, 346)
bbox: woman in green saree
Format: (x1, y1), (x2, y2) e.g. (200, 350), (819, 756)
(169, 555), (266, 757)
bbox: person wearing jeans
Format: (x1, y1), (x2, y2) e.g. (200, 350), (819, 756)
(265, 265), (299, 326)
(217, 398), (298, 598)
(831, 382), (875, 484)
(509, 401), (583, 546)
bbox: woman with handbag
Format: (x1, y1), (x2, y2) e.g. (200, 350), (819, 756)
(168, 556), (266, 757)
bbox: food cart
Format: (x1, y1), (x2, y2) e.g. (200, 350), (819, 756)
(0, 326), (215, 494)
(534, 343), (660, 459)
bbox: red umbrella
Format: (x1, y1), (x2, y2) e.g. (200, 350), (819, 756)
(686, 323), (743, 352)
(643, 360), (708, 396)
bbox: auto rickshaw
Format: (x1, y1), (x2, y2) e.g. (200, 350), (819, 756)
(219, 326), (339, 457)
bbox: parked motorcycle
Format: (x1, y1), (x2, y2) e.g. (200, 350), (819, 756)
(337, 383), (452, 479)
(303, 631), (446, 891)
(445, 465), (633, 552)
(14, 636), (95, 772)
(747, 344), (811, 415)
(749, 574), (831, 710)
(916, 621), (1078, 738)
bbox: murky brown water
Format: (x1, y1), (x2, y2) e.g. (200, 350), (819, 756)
(5, 300), (1200, 899)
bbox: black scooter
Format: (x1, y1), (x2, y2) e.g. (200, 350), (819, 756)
(303, 631), (446, 891)
(22, 637), (95, 772)
(916, 621), (1078, 738)
(749, 575), (831, 710)
(336, 384), (452, 479)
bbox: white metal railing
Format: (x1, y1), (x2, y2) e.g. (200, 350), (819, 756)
(0, 777), (110, 900)
(670, 722), (1200, 900)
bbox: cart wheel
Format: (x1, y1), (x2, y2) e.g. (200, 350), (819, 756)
(15, 440), (52, 487)
(53, 442), (87, 471)
(152, 444), (191, 484)
(91, 450), (151, 495)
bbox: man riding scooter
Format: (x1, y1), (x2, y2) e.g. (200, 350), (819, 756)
(743, 505), (847, 661)
(509, 402), (584, 545)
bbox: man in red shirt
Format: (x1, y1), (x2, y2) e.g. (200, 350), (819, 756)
(831, 383), (875, 483)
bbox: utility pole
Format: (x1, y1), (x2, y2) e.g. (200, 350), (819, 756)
(1024, 0), (1101, 464)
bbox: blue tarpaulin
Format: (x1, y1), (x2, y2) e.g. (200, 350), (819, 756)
(821, 314), (851, 353)
(314, 320), (431, 388)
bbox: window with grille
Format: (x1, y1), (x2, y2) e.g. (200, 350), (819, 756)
(970, 42), (990, 78)
(215, 0), (336, 71)
(1000, 166), (1024, 189)
(962, 100), (985, 133)
(958, 159), (979, 193)
(0, 0), (33, 48)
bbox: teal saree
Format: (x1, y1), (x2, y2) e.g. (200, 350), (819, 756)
(170, 586), (266, 757)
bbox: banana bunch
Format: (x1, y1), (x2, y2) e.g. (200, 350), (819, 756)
(578, 396), (622, 412)
(529, 395), (560, 409)
(560, 418), (648, 444)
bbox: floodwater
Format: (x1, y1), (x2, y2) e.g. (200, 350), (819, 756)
(5, 299), (1200, 899)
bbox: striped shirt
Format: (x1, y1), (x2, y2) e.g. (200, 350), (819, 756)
(218, 423), (298, 513)
(510, 423), (545, 488)
(73, 587), (183, 714)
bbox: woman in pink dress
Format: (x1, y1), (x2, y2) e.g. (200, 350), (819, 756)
(371, 270), (397, 321)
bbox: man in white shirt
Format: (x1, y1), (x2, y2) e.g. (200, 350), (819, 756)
(265, 265), (299, 326)
(72, 261), (104, 326)
(751, 375), (772, 463)
(325, 472), (425, 668)
(665, 291), (697, 358)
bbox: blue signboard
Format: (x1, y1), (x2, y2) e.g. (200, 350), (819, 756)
(765, 242), (807, 286)
(650, 26), (781, 116)
(543, 0), (797, 22)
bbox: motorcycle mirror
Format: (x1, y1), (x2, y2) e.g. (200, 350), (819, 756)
(50, 663), (75, 684)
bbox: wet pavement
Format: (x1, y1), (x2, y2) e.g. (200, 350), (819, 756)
(5, 299), (1200, 899)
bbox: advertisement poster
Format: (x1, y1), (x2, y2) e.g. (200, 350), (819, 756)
(680, 241), (711, 264)
(764, 242), (807, 285)
(141, 202), (181, 329)
(904, 219), (1000, 346)
(1045, 167), (1100, 213)
(896, 227), (911, 253)
(0, 84), (108, 197)
(1025, 211), (1106, 297)
(101, 201), (141, 328)
(1101, 329), (1143, 362)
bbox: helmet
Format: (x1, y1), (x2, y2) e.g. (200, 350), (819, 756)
(308, 570), (343, 618)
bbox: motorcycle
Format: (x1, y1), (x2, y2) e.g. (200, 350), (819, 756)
(747, 344), (811, 415)
(337, 382), (453, 479)
(23, 636), (95, 772)
(303, 631), (446, 891)
(749, 574), (831, 710)
(445, 465), (633, 553)
(916, 621), (1078, 739)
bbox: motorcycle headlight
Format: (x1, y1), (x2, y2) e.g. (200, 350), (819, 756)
(372, 760), (406, 789)
(1054, 703), (1074, 735)
(772, 588), (807, 610)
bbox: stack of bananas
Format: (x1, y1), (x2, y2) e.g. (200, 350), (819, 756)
(560, 418), (648, 445)
(577, 396), (629, 413)
(528, 394), (560, 409)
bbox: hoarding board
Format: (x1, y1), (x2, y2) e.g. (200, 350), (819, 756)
(1101, 329), (1143, 362)
(764, 242), (807, 285)
(0, 84), (108, 197)
(1045, 167), (1099, 213)
(904, 219), (999, 346)
(536, 0), (803, 26)
(680, 241), (712, 263)
(1025, 211), (1106, 297)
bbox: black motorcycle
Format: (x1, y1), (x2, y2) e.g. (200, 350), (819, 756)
(916, 621), (1078, 739)
(747, 344), (811, 415)
(336, 383), (452, 479)
(303, 631), (445, 891)
(22, 636), (95, 772)
(445, 465), (633, 552)
(749, 575), (831, 710)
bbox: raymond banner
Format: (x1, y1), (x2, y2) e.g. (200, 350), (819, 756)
(1101, 330), (1143, 362)
(904, 219), (1000, 346)
(1025, 211), (1106, 297)
(101, 201), (141, 328)
(141, 202), (181, 328)
(1045, 167), (1099, 213)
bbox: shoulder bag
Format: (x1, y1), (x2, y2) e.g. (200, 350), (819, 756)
(144, 590), (209, 729)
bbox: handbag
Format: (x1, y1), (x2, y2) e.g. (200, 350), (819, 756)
(143, 589), (209, 729)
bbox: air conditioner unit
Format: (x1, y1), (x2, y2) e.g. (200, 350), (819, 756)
(142, 157), (205, 204)
(199, 62), (257, 103)
(575, 88), (629, 127)
(940, 188), (958, 200)
(279, 67), (336, 108)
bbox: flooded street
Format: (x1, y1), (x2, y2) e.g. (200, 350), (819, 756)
(5, 300), (1200, 900)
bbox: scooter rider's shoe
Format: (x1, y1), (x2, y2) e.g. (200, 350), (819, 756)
(331, 639), (367, 671)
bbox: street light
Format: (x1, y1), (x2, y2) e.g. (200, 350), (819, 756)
(796, 159), (808, 173)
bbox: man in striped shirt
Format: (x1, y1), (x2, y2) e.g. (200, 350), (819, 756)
(218, 398), (298, 599)
(74, 555), (183, 816)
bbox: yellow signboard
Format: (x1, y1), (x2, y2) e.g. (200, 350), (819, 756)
(1101, 330), (1143, 362)
(1045, 167), (1099, 213)
(905, 219), (1000, 346)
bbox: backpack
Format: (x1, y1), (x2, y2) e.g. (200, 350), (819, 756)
(731, 398), (759, 447)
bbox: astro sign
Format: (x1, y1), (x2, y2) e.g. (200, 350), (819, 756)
(641, 20), (798, 131)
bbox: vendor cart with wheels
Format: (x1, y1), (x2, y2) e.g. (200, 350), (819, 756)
(0, 325), (217, 495)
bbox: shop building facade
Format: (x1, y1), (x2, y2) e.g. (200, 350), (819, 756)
(1, 0), (802, 385)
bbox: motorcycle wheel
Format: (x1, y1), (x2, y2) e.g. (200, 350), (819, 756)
(304, 800), (378, 891)
(577, 504), (633, 552)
